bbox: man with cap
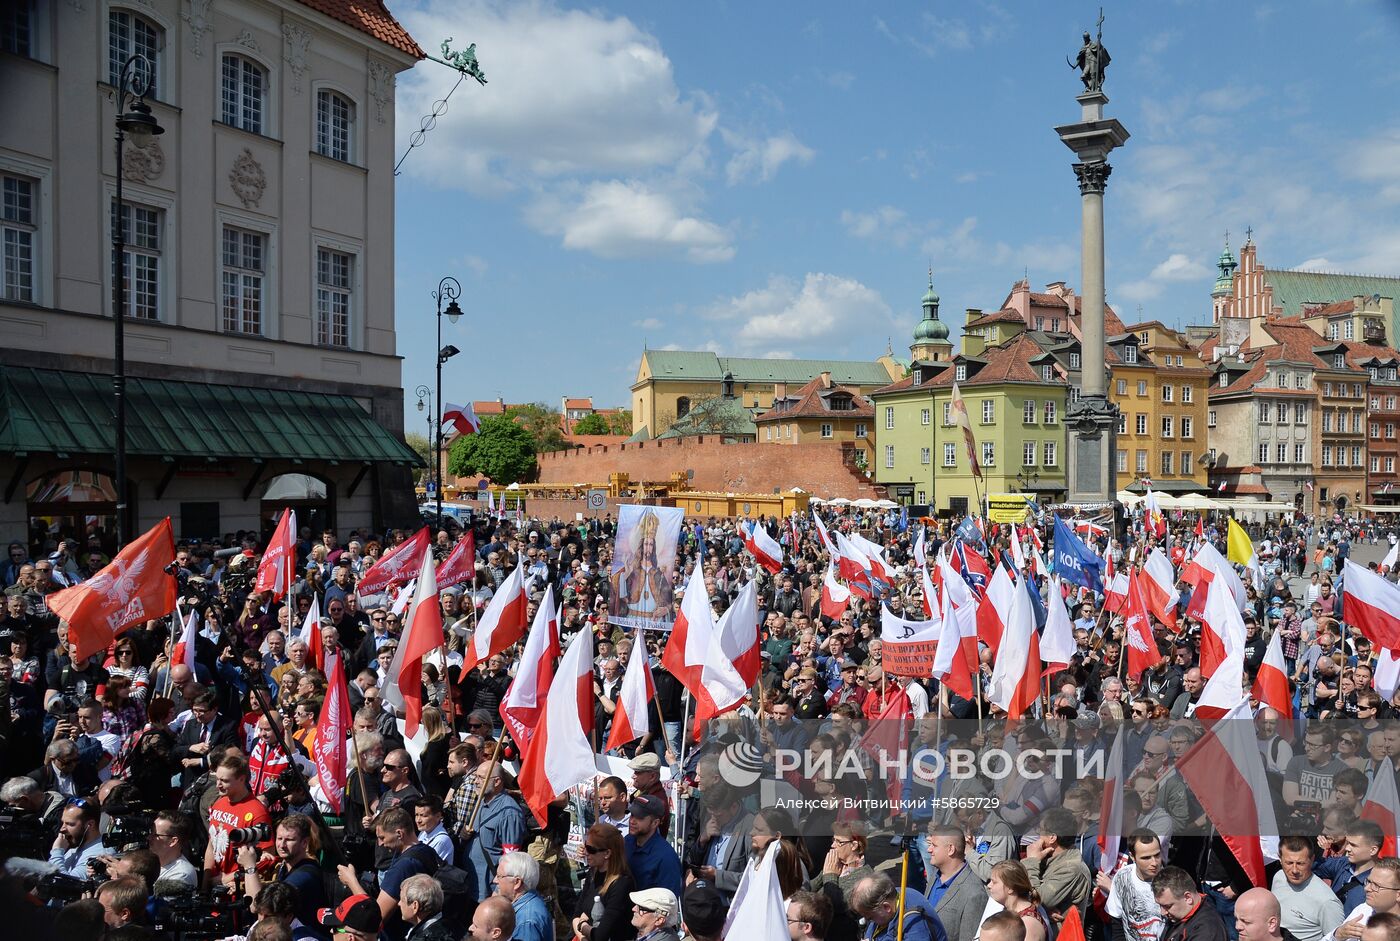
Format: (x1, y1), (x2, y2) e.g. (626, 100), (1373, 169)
(1070, 713), (1105, 767)
(626, 794), (683, 898)
(829, 660), (868, 711)
(681, 885), (726, 941)
(630, 752), (671, 836)
(631, 888), (682, 941)
(319, 894), (384, 941)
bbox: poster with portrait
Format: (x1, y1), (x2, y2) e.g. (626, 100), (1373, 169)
(608, 504), (684, 632)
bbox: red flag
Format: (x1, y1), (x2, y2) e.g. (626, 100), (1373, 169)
(357, 527), (430, 597)
(605, 635), (657, 752)
(820, 561), (851, 620)
(254, 509), (297, 599)
(314, 651), (350, 813)
(1361, 757), (1400, 858)
(1122, 570), (1164, 679)
(299, 594), (325, 672)
(975, 562), (1016, 655)
(500, 585), (561, 748)
(1251, 626), (1292, 721)
(436, 532), (476, 589)
(1342, 560), (1400, 649)
(171, 608), (199, 673)
(1059, 904), (1087, 941)
(858, 685), (912, 804)
(661, 562), (716, 699)
(693, 581), (761, 738)
(395, 547), (443, 737)
(50, 517), (177, 661)
(463, 557), (528, 674)
(518, 628), (595, 825)
(743, 520), (785, 574)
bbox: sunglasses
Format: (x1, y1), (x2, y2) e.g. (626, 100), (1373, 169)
(383, 764), (407, 772)
(584, 845), (603, 854)
(467, 721), (487, 729)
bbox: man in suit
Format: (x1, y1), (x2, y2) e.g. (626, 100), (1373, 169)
(924, 825), (988, 941)
(174, 690), (239, 788)
(684, 782), (753, 901)
(27, 738), (99, 798)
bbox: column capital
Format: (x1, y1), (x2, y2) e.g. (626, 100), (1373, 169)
(1073, 160), (1112, 194)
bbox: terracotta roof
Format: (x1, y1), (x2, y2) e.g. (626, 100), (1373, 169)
(1342, 341), (1400, 367)
(1029, 292), (1070, 309)
(564, 398), (593, 410)
(1304, 300), (1358, 318)
(927, 335), (1053, 387)
(1196, 337), (1220, 361)
(755, 376), (873, 421)
(965, 309), (1024, 328)
(296, 0), (424, 58)
(869, 374), (919, 396)
(1226, 483), (1272, 495)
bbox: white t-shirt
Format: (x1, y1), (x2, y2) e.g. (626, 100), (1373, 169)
(1323, 903), (1375, 941)
(1272, 872), (1345, 941)
(158, 854), (199, 889)
(1107, 865), (1165, 941)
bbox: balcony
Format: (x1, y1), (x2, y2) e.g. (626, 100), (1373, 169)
(1365, 321), (1386, 341)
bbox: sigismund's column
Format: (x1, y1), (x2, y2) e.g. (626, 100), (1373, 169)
(1056, 16), (1128, 505)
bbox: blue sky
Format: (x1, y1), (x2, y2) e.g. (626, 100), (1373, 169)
(390, 0), (1400, 424)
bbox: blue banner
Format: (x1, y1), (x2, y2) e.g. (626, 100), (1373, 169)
(956, 515), (984, 546)
(1052, 515), (1104, 594)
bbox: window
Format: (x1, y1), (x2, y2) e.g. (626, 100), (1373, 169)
(942, 402), (951, 426)
(1161, 451), (1173, 476)
(982, 399), (995, 424)
(1324, 382), (1333, 397)
(1335, 353), (1346, 369)
(315, 247), (353, 347)
(1035, 316), (1045, 330)
(1372, 456), (1380, 474)
(1, 4), (32, 56)
(1372, 396), (1381, 409)
(1137, 380), (1148, 396)
(1069, 352), (1081, 369)
(1024, 400), (1036, 423)
(1069, 386), (1081, 404)
(1181, 451), (1193, 474)
(1296, 374), (1306, 390)
(1372, 423), (1381, 440)
(1278, 373), (1288, 388)
(854, 423), (866, 438)
(111, 199), (161, 321)
(917, 489), (926, 504)
(819, 423), (833, 439)
(1208, 448), (1217, 464)
(1389, 423), (1397, 439)
(1295, 402), (1307, 424)
(1389, 395), (1398, 409)
(1024, 441), (1036, 466)
(1051, 318), (1061, 331)
(1162, 384), (1174, 403)
(785, 424), (792, 439)
(1258, 444), (1269, 464)
(981, 442), (995, 467)
(1042, 365), (1054, 381)
(1116, 450), (1127, 473)
(1260, 402), (1271, 423)
(1321, 445), (1332, 466)
(920, 408), (930, 426)
(1219, 373), (1228, 388)
(1135, 414), (1147, 435)
(920, 447), (930, 465)
(1354, 383), (1364, 398)
(1327, 323), (1338, 340)
(1354, 413), (1363, 434)
(1136, 450), (1148, 473)
(956, 363), (967, 382)
(1208, 409), (1216, 428)
(943, 443), (956, 467)
(1181, 416), (1193, 439)
(764, 427), (771, 441)
(1116, 379), (1127, 395)
(220, 226), (265, 335)
(1139, 331), (1150, 343)
(884, 445), (895, 468)
(2, 174), (35, 302)
(1388, 457), (1397, 473)
(1181, 385), (1192, 403)
(1294, 443), (1305, 463)
(221, 55), (265, 134)
(1044, 401), (1057, 424)
(316, 90), (354, 162)
(1123, 345), (1138, 364)
(109, 11), (160, 95)
(1322, 411), (1332, 433)
(1116, 414), (1127, 434)
(1044, 441), (1057, 467)
(1277, 443), (1287, 463)
(1352, 445), (1362, 466)
(885, 406), (895, 430)
(1161, 416), (1174, 438)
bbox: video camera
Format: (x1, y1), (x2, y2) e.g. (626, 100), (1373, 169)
(155, 886), (253, 941)
(227, 822), (270, 847)
(35, 870), (102, 903)
(104, 811), (155, 853)
(260, 767), (304, 807)
(0, 810), (52, 861)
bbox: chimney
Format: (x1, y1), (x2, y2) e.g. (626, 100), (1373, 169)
(1045, 281), (1067, 295)
(774, 382), (787, 400)
(965, 308), (982, 321)
(820, 371), (832, 388)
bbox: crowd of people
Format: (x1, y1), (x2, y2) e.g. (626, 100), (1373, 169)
(0, 505), (1398, 941)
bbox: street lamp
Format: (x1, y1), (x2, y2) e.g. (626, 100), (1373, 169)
(432, 277), (462, 531)
(112, 54), (163, 549)
(415, 384), (432, 507)
(1016, 468), (1041, 491)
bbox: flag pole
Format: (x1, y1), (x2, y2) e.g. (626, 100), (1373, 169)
(673, 690), (693, 853)
(465, 726), (510, 832)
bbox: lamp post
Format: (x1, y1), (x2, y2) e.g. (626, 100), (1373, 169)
(112, 54), (164, 549)
(432, 277), (462, 532)
(415, 384), (433, 506)
(1017, 468), (1042, 492)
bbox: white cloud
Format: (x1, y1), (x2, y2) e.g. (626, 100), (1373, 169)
(1150, 253), (1211, 282)
(703, 274), (895, 351)
(525, 180), (734, 263)
(1345, 128), (1400, 202)
(633, 317), (664, 329)
(723, 131), (815, 185)
(840, 206), (919, 246)
(458, 254), (489, 276)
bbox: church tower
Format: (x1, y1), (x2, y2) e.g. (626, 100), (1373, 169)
(910, 268), (953, 363)
(1211, 234), (1238, 323)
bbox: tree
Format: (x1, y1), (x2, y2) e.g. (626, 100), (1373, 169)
(404, 431), (432, 485)
(606, 410), (633, 435)
(505, 402), (569, 453)
(571, 413), (611, 435)
(447, 415), (537, 484)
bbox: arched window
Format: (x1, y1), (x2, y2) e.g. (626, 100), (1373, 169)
(316, 89), (355, 162)
(675, 396), (691, 418)
(108, 10), (162, 95)
(221, 54), (266, 133)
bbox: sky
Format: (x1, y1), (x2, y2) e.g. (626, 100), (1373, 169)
(389, 0), (1400, 425)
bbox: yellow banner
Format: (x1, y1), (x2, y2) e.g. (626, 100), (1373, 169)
(987, 493), (1034, 523)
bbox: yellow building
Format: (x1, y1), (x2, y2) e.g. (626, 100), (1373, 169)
(753, 373), (875, 465)
(630, 350), (902, 439)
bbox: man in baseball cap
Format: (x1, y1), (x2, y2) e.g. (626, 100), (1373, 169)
(625, 794), (682, 897)
(628, 751), (670, 834)
(319, 895), (382, 941)
(630, 888), (680, 941)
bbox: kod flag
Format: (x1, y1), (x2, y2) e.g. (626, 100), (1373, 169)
(956, 515), (983, 546)
(1052, 515), (1105, 594)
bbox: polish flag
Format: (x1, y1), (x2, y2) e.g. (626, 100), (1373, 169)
(254, 508), (297, 600)
(1195, 515), (1205, 540)
(500, 584), (560, 748)
(436, 532), (477, 589)
(518, 626), (595, 824)
(299, 593), (326, 672)
(987, 574), (1041, 721)
(1199, 575), (1248, 680)
(1376, 648), (1400, 703)
(1183, 542), (1248, 615)
(314, 651), (350, 813)
(1174, 698), (1280, 886)
(975, 561), (1017, 656)
(463, 555), (529, 673)
(934, 549), (979, 701)
(1104, 571), (1129, 614)
(1251, 624), (1293, 721)
(1342, 560), (1400, 649)
(357, 527), (430, 598)
(1195, 648), (1247, 726)
(912, 526), (928, 567)
(820, 560), (851, 620)
(1217, 481), (1227, 493)
(849, 533), (891, 583)
(441, 401), (479, 439)
(1098, 723), (1126, 867)
(605, 633), (657, 751)
(833, 531), (875, 599)
(1122, 569), (1165, 678)
(171, 607), (199, 673)
(394, 547), (443, 737)
(1041, 576), (1077, 675)
(743, 520), (784, 574)
(1361, 757), (1400, 858)
(693, 580), (761, 737)
(812, 510), (837, 555)
(661, 561), (717, 699)
(919, 557), (939, 620)
(1143, 548), (1180, 632)
(1383, 540), (1400, 575)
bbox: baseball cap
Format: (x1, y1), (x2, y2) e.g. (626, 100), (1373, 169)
(629, 752), (660, 772)
(318, 895), (382, 934)
(1073, 713), (1101, 731)
(683, 886), (726, 936)
(629, 794), (667, 820)
(630, 888), (679, 926)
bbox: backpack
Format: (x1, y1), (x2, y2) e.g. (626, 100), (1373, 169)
(403, 842), (477, 923)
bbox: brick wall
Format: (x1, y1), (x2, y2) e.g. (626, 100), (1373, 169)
(537, 437), (884, 499)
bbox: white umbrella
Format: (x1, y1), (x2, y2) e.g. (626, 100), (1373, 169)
(874, 499), (898, 509)
(853, 498), (878, 509)
(507, 482), (521, 490)
(829, 497), (851, 506)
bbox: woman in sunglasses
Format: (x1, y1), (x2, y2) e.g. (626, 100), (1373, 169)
(571, 823), (637, 941)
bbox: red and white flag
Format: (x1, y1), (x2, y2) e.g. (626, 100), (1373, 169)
(820, 560), (851, 620)
(394, 547), (443, 738)
(50, 517), (177, 661)
(849, 533), (891, 582)
(742, 520), (784, 574)
(436, 532), (477, 589)
(832, 531), (875, 599)
(693, 580), (761, 737)
(500, 585), (560, 748)
(254, 509), (297, 599)
(1104, 571), (1129, 614)
(463, 555), (529, 674)
(1098, 722), (1126, 869)
(314, 651), (350, 813)
(1361, 757), (1400, 858)
(1174, 699), (1279, 886)
(518, 627), (595, 825)
(1041, 576), (1077, 675)
(1342, 560), (1400, 649)
(357, 527), (430, 598)
(1251, 624), (1293, 721)
(1195, 649), (1246, 725)
(934, 548), (980, 701)
(951, 381), (982, 480)
(811, 510), (837, 555)
(441, 401), (480, 440)
(661, 560), (717, 698)
(171, 607), (199, 673)
(298, 593), (325, 672)
(605, 634), (657, 751)
(975, 560), (1017, 655)
(987, 573), (1040, 721)
(918, 554), (939, 620)
(1143, 548), (1180, 632)
(1122, 569), (1165, 678)
(1376, 648), (1400, 703)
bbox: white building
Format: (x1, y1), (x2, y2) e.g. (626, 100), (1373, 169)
(0, 0), (424, 553)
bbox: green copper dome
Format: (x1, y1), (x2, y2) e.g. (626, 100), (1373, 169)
(921, 284), (940, 306)
(914, 268), (949, 342)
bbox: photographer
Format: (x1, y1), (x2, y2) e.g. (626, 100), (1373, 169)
(240, 813), (329, 940)
(49, 795), (104, 877)
(148, 810), (199, 891)
(3, 773), (65, 828)
(205, 752), (273, 888)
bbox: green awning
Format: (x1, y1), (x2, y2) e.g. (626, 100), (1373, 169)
(0, 366), (422, 465)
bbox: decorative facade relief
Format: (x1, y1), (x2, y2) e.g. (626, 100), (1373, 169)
(123, 140), (166, 182)
(282, 22), (310, 94)
(229, 149), (267, 209)
(182, 0), (215, 58)
(367, 57), (393, 123)
(236, 29), (262, 54)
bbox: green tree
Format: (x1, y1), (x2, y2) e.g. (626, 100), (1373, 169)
(505, 402), (569, 453)
(447, 415), (537, 484)
(571, 413), (611, 435)
(606, 410), (633, 435)
(404, 431), (432, 484)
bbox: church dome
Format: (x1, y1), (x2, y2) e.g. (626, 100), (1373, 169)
(914, 315), (949, 342)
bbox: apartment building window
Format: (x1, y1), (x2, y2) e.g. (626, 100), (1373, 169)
(220, 226), (265, 335)
(1137, 380), (1148, 396)
(764, 427), (771, 441)
(1162, 384), (1173, 403)
(1345, 321), (1355, 340)
(1293, 402), (1306, 424)
(1161, 416), (1174, 438)
(1322, 411), (1332, 433)
(1044, 401), (1057, 424)
(1051, 318), (1061, 331)
(315, 247), (353, 347)
(1181, 451), (1193, 473)
(1294, 443), (1305, 463)
(1296, 375), (1307, 389)
(221, 55), (265, 134)
(1069, 352), (1081, 369)
(982, 399), (995, 424)
(956, 364), (967, 382)
(1327, 323), (1339, 340)
(1069, 387), (1081, 403)
(1208, 409), (1216, 427)
(1182, 385), (1192, 403)
(1023, 441), (1036, 466)
(1208, 448), (1217, 464)
(820, 423), (833, 439)
(1353, 412), (1363, 434)
(1335, 354), (1346, 368)
(1260, 401), (1271, 423)
(920, 408), (930, 426)
(1388, 457), (1396, 473)
(1373, 423), (1382, 439)
(1042, 365), (1054, 381)
(1136, 414), (1147, 435)
(1386, 395), (1397, 409)
(884, 445), (895, 468)
(1353, 383), (1363, 397)
(942, 403), (951, 426)
(1, 174), (35, 302)
(1024, 400), (1036, 423)
(1, 3), (33, 56)
(1352, 445), (1362, 466)
(111, 200), (161, 321)
(1220, 373), (1229, 388)
(1116, 379), (1127, 395)
(316, 90), (354, 162)
(1277, 443), (1287, 463)
(1137, 450), (1148, 473)
(1161, 451), (1173, 476)
(1324, 382), (1333, 397)
(1116, 450), (1127, 473)
(1372, 396), (1381, 409)
(854, 423), (866, 438)
(885, 406), (895, 430)
(1117, 414), (1127, 435)
(981, 442), (995, 467)
(109, 10), (160, 95)
(943, 443), (956, 467)
(1181, 416), (1193, 439)
(1372, 456), (1381, 474)
(1259, 444), (1270, 464)
(1124, 345), (1138, 364)
(1322, 445), (1332, 466)
(917, 489), (926, 504)
(1044, 441), (1057, 466)
(1388, 423), (1397, 439)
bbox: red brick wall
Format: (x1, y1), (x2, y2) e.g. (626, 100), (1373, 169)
(537, 437), (884, 499)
